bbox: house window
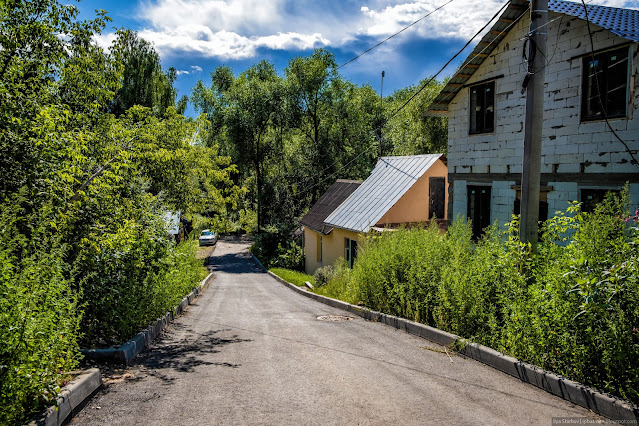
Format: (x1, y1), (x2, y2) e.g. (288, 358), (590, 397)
(580, 188), (620, 213)
(345, 238), (357, 269)
(581, 46), (630, 121)
(429, 177), (446, 219)
(467, 185), (491, 240)
(316, 236), (323, 263)
(469, 81), (495, 134)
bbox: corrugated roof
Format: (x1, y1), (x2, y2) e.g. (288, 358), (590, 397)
(427, 0), (639, 116)
(550, 0), (639, 42)
(299, 179), (362, 235)
(324, 154), (444, 233)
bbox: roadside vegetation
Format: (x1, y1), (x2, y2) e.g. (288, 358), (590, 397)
(0, 1), (237, 423)
(269, 268), (314, 287)
(316, 191), (639, 405)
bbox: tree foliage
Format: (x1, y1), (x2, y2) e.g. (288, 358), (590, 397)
(0, 1), (242, 422)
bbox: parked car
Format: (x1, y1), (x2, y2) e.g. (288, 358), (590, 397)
(198, 229), (218, 246)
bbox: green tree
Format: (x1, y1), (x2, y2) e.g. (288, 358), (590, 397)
(383, 77), (448, 155)
(109, 29), (179, 117)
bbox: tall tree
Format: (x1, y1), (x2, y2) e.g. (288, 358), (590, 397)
(108, 29), (178, 116)
(223, 61), (286, 232)
(384, 78), (448, 155)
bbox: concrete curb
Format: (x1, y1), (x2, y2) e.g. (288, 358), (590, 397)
(30, 368), (102, 426)
(252, 254), (639, 422)
(81, 272), (214, 365)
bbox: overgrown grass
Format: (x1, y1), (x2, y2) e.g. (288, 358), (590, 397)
(320, 191), (639, 405)
(269, 268), (313, 287)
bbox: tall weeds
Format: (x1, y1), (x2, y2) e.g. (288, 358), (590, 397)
(325, 190), (639, 404)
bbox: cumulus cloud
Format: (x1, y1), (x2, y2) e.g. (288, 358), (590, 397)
(99, 0), (639, 61)
(137, 27), (329, 59)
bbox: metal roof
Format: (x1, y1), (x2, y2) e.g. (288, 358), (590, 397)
(550, 0), (639, 42)
(427, 0), (639, 116)
(299, 179), (362, 235)
(324, 154), (444, 233)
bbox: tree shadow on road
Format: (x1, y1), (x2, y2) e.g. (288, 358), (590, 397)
(132, 325), (252, 384)
(209, 251), (265, 274)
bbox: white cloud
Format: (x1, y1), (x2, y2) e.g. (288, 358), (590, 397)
(137, 26), (329, 59)
(99, 0), (639, 61)
(191, 65), (203, 72)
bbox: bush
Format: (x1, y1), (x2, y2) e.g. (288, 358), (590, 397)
(313, 265), (335, 288)
(0, 202), (80, 425)
(76, 214), (207, 347)
(322, 191), (639, 405)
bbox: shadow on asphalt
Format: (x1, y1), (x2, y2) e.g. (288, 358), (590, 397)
(209, 251), (265, 275)
(133, 324), (252, 383)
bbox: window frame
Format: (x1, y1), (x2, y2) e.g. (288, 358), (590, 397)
(469, 81), (495, 135)
(581, 46), (631, 122)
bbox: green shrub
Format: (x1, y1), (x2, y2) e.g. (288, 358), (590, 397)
(314, 258), (359, 304)
(0, 203), (80, 425)
(313, 265), (335, 288)
(77, 215), (207, 347)
(322, 191), (639, 405)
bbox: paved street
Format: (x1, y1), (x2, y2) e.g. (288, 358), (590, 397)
(72, 238), (600, 425)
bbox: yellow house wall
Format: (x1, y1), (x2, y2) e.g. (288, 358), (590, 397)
(304, 226), (359, 275)
(377, 159), (448, 225)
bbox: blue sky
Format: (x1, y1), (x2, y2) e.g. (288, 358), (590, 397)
(75, 0), (639, 118)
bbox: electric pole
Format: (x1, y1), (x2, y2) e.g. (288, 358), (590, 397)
(520, 0), (547, 246)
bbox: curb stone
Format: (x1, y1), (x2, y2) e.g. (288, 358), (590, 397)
(30, 368), (102, 426)
(81, 272), (214, 365)
(251, 253), (639, 422)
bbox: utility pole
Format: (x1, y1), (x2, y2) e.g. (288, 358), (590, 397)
(379, 70), (385, 159)
(520, 0), (547, 246)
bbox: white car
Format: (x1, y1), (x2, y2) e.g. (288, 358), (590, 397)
(198, 229), (218, 246)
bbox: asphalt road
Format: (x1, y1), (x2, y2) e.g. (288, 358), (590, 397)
(72, 238), (601, 425)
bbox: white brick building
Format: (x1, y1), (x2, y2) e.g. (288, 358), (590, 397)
(428, 0), (639, 238)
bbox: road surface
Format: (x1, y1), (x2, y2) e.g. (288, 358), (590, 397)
(72, 238), (600, 425)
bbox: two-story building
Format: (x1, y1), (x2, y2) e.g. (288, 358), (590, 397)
(428, 0), (639, 238)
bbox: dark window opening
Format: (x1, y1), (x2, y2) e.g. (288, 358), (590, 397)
(429, 177), (446, 219)
(467, 185), (491, 240)
(580, 188), (620, 213)
(469, 81), (495, 134)
(345, 238), (358, 269)
(582, 47), (629, 121)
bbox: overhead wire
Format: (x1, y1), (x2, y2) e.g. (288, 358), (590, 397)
(292, 0), (513, 199)
(288, 0), (457, 191)
(336, 0), (455, 70)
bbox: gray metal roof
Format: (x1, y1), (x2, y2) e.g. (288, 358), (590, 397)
(427, 0), (639, 116)
(324, 154), (444, 233)
(299, 179), (362, 235)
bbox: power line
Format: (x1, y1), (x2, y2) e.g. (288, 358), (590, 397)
(337, 0), (455, 70)
(385, 0), (511, 122)
(292, 0), (512, 199)
(580, 0), (638, 167)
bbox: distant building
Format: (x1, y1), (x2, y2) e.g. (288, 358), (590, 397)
(301, 154), (448, 275)
(427, 0), (639, 239)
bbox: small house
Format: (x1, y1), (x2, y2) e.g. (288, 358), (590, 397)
(301, 154), (448, 275)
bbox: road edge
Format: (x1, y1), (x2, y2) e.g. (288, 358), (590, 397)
(29, 368), (102, 426)
(251, 253), (639, 422)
